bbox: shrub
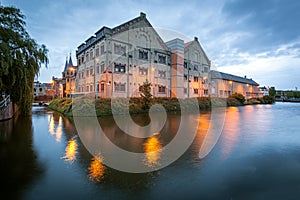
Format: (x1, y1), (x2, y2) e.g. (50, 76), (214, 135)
(231, 93), (245, 104)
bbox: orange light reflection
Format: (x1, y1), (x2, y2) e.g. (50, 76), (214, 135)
(143, 135), (162, 168)
(88, 156), (105, 182)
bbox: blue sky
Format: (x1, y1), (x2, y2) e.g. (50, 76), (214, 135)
(2, 0), (300, 90)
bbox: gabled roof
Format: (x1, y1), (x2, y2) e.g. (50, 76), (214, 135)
(184, 37), (211, 64)
(210, 70), (259, 86)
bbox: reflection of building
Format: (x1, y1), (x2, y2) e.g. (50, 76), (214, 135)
(62, 55), (77, 97)
(210, 70), (261, 99)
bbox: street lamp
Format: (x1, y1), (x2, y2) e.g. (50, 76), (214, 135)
(229, 80), (233, 95)
(94, 57), (99, 99)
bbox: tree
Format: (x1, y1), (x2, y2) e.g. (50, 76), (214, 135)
(0, 6), (48, 115)
(140, 79), (152, 109)
(269, 87), (276, 97)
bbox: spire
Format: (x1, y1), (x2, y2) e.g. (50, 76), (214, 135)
(64, 57), (68, 71)
(68, 53), (73, 67)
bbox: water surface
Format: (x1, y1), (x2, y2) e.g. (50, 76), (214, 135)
(1, 102), (300, 200)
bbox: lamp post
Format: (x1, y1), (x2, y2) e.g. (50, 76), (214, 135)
(94, 57), (99, 99)
(229, 80), (233, 95)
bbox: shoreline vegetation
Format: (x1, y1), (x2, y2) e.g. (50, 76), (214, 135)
(48, 95), (275, 117)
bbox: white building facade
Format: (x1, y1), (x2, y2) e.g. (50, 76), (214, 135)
(75, 12), (211, 99)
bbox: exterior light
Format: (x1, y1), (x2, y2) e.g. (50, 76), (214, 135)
(229, 80), (233, 84)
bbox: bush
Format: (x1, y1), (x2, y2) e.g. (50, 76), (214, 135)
(231, 93), (246, 104)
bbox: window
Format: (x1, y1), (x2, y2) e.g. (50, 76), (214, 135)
(86, 70), (89, 77)
(194, 76), (199, 82)
(90, 51), (93, 60)
(96, 66), (100, 74)
(100, 83), (104, 92)
(184, 62), (187, 69)
(78, 59), (81, 65)
(82, 72), (84, 78)
(204, 67), (209, 73)
(139, 85), (142, 92)
(204, 89), (209, 95)
(158, 86), (166, 93)
(90, 85), (93, 92)
(194, 65), (198, 71)
(194, 89), (198, 94)
(115, 83), (126, 92)
(95, 48), (100, 56)
(101, 45), (105, 55)
(86, 85), (89, 92)
(114, 44), (126, 56)
(184, 88), (187, 94)
(139, 67), (148, 75)
(158, 55), (166, 64)
(139, 50), (148, 60)
(101, 64), (105, 73)
(219, 90), (223, 96)
(158, 70), (166, 78)
(90, 68), (93, 76)
(114, 63), (126, 73)
(184, 75), (188, 81)
(81, 57), (84, 64)
(86, 53), (89, 62)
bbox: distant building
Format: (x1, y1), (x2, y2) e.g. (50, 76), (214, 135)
(33, 82), (47, 97)
(62, 54), (77, 97)
(210, 70), (261, 99)
(259, 86), (269, 96)
(52, 76), (63, 98)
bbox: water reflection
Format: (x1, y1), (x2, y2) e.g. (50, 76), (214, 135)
(48, 114), (63, 142)
(62, 136), (78, 164)
(143, 134), (162, 168)
(88, 155), (106, 182)
(220, 107), (241, 160)
(0, 115), (43, 199)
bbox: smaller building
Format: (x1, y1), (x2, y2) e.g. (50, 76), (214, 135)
(52, 76), (63, 98)
(33, 82), (47, 97)
(259, 86), (269, 96)
(62, 54), (77, 97)
(210, 70), (261, 99)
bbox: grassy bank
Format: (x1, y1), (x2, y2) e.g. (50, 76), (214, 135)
(48, 96), (274, 117)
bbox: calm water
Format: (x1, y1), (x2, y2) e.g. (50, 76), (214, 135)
(1, 102), (300, 200)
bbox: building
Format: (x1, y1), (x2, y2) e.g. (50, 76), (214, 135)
(62, 55), (77, 97)
(74, 12), (261, 99)
(52, 76), (63, 98)
(33, 82), (47, 97)
(259, 86), (269, 96)
(210, 70), (261, 99)
(75, 12), (211, 98)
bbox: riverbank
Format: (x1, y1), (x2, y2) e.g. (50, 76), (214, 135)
(48, 96), (274, 117)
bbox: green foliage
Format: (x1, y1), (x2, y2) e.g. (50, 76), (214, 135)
(286, 91), (300, 98)
(262, 95), (275, 104)
(0, 6), (48, 115)
(230, 93), (246, 104)
(269, 87), (276, 97)
(140, 79), (152, 110)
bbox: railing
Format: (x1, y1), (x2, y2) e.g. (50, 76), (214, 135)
(0, 95), (11, 112)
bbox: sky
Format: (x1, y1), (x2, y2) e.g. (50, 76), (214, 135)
(2, 0), (300, 90)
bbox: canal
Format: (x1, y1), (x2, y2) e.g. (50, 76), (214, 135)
(1, 102), (300, 199)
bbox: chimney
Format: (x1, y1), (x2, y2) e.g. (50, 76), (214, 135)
(194, 37), (198, 41)
(140, 12), (146, 18)
(244, 75), (247, 78)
